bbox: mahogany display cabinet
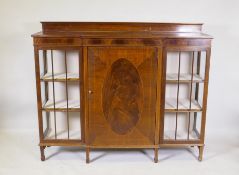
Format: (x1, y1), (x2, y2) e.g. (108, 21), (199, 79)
(32, 22), (212, 163)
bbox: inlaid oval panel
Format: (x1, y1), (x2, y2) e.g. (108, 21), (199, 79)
(102, 58), (142, 135)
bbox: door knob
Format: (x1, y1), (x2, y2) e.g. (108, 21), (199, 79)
(88, 90), (93, 94)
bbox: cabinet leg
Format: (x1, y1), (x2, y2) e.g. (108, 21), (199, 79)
(86, 147), (90, 164)
(40, 146), (45, 161)
(198, 146), (204, 161)
(154, 148), (158, 163)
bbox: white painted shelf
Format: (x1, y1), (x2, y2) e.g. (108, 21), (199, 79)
(164, 130), (199, 140)
(41, 72), (79, 82)
(166, 73), (204, 83)
(42, 100), (80, 112)
(44, 128), (81, 140)
(165, 98), (202, 112)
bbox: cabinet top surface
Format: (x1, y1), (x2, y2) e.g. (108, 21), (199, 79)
(32, 22), (213, 39)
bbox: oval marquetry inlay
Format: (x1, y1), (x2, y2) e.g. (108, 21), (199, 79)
(102, 58), (142, 135)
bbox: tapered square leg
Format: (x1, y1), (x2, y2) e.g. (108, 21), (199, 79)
(198, 146), (204, 161)
(154, 148), (158, 163)
(86, 147), (90, 163)
(40, 146), (45, 161)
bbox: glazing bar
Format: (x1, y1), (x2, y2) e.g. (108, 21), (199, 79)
(193, 52), (201, 131)
(175, 52), (181, 140)
(51, 50), (57, 139)
(64, 51), (70, 139)
(43, 50), (50, 137)
(187, 52), (195, 140)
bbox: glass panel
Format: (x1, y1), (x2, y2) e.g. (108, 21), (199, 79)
(164, 50), (205, 141)
(191, 112), (202, 140)
(43, 112), (81, 140)
(38, 49), (81, 140)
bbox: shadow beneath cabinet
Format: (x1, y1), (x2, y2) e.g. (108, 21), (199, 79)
(45, 147), (156, 162)
(158, 147), (199, 162)
(46, 147), (85, 161)
(44, 143), (239, 162)
(89, 149), (155, 163)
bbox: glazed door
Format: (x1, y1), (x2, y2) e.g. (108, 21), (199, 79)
(87, 47), (157, 147)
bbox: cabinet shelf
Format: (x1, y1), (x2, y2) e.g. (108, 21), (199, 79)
(166, 73), (204, 83)
(42, 100), (80, 112)
(44, 128), (81, 140)
(41, 73), (79, 82)
(165, 98), (202, 112)
(164, 130), (199, 140)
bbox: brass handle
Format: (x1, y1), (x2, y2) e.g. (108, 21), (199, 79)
(88, 90), (93, 94)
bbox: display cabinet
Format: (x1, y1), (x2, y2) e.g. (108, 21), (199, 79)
(32, 22), (212, 163)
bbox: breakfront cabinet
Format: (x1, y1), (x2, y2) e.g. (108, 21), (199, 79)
(32, 22), (212, 163)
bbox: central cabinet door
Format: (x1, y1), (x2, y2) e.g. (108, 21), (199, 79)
(87, 47), (157, 147)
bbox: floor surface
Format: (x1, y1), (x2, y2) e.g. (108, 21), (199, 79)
(0, 130), (238, 175)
